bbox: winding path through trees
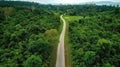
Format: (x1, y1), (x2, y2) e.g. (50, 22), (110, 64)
(56, 15), (66, 67)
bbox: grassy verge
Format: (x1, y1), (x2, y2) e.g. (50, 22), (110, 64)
(64, 15), (83, 67)
(63, 15), (72, 67)
(49, 15), (63, 67)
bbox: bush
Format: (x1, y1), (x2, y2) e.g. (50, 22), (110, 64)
(23, 55), (42, 67)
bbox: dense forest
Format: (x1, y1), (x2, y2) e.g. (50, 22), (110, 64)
(0, 1), (60, 67)
(65, 6), (120, 67)
(0, 1), (120, 67)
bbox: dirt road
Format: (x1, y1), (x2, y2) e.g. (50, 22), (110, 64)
(56, 15), (66, 67)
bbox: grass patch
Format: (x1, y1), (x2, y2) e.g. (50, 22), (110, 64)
(64, 15), (83, 23)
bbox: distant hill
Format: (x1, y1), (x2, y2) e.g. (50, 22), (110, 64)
(85, 1), (120, 6)
(0, 0), (120, 6)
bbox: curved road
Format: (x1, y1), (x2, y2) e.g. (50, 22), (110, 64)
(56, 15), (66, 67)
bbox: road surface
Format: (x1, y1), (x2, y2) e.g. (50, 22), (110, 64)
(56, 15), (66, 67)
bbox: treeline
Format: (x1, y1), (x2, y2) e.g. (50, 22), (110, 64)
(0, 1), (117, 14)
(0, 1), (60, 67)
(68, 7), (120, 67)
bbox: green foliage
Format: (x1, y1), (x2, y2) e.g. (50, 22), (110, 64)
(66, 7), (120, 67)
(0, 1), (120, 67)
(0, 2), (60, 67)
(83, 51), (96, 65)
(23, 55), (42, 67)
(45, 29), (58, 43)
(102, 62), (115, 67)
(28, 39), (52, 60)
